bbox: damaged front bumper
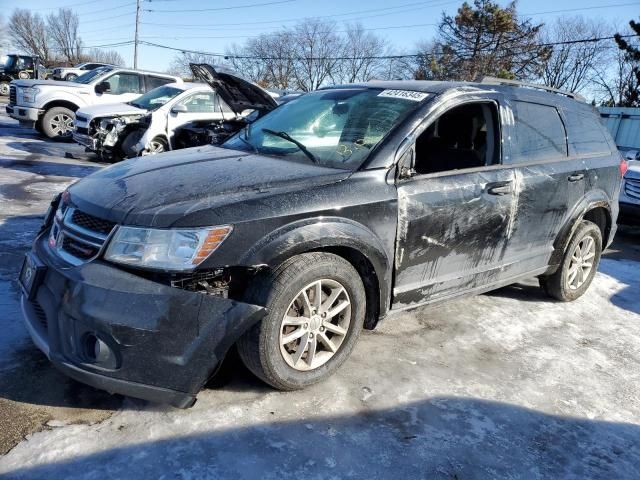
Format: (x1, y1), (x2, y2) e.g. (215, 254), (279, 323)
(20, 233), (266, 408)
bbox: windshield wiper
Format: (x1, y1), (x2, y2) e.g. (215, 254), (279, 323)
(262, 128), (317, 164)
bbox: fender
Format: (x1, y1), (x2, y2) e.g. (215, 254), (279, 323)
(40, 89), (89, 111)
(548, 188), (613, 269)
(238, 217), (394, 318)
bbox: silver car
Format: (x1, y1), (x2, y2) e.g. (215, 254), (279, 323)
(620, 160), (640, 223)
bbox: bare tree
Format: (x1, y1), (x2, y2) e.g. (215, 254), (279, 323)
(8, 9), (53, 63)
(592, 45), (639, 106)
(334, 23), (386, 83)
(84, 48), (125, 66)
(539, 17), (608, 94)
(167, 52), (222, 79)
(0, 15), (8, 52)
(291, 19), (342, 91)
(47, 8), (82, 64)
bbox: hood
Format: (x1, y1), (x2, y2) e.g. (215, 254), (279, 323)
(77, 102), (147, 120)
(190, 63), (277, 116)
(68, 145), (351, 227)
(12, 78), (88, 89)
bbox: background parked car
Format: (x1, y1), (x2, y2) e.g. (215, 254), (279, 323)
(6, 66), (180, 139)
(50, 62), (113, 82)
(0, 54), (46, 96)
(620, 159), (640, 223)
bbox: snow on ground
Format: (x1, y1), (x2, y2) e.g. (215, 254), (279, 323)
(0, 104), (639, 479)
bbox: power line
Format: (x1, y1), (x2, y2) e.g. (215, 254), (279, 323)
(136, 2), (640, 40)
(138, 33), (640, 61)
(144, 0), (296, 13)
(141, 0), (456, 28)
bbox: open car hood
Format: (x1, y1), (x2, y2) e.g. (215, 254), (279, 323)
(190, 63), (277, 116)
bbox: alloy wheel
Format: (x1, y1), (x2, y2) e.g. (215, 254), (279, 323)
(50, 114), (74, 137)
(279, 279), (351, 371)
(148, 140), (166, 154)
(566, 235), (596, 290)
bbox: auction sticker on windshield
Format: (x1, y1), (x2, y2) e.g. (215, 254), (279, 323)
(377, 90), (430, 102)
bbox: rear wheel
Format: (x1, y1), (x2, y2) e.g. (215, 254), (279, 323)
(147, 137), (168, 154)
(41, 107), (75, 140)
(237, 252), (365, 390)
(540, 220), (602, 301)
(65, 73), (78, 81)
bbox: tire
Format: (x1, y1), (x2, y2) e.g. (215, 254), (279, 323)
(34, 119), (44, 134)
(0, 82), (9, 96)
(41, 106), (75, 140)
(120, 129), (145, 159)
(539, 220), (602, 302)
(65, 73), (78, 81)
(147, 136), (168, 155)
(237, 252), (366, 390)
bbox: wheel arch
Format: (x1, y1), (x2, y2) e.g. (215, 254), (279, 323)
(549, 191), (613, 271)
(41, 99), (80, 116)
(238, 218), (393, 329)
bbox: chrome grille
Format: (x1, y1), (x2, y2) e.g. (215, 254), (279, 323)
(625, 177), (640, 200)
(9, 85), (16, 105)
(50, 204), (115, 265)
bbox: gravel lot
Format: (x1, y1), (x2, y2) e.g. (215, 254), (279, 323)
(0, 102), (639, 479)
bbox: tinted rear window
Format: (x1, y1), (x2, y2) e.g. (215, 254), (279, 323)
(146, 75), (175, 91)
(563, 107), (611, 155)
(511, 101), (567, 163)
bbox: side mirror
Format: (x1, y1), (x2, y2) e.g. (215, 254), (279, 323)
(171, 104), (188, 114)
(398, 147), (416, 180)
(95, 81), (111, 94)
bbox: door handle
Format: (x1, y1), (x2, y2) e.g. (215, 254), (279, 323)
(486, 181), (513, 196)
(568, 173), (584, 182)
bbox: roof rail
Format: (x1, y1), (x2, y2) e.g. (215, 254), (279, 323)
(480, 76), (586, 102)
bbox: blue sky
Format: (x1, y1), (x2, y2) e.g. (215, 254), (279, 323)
(3, 0), (639, 72)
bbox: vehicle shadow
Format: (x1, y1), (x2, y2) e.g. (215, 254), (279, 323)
(4, 141), (98, 164)
(1, 396), (638, 479)
(0, 157), (102, 179)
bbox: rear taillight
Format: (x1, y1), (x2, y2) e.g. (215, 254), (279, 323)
(620, 159), (628, 177)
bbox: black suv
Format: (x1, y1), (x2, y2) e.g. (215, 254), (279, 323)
(20, 78), (624, 407)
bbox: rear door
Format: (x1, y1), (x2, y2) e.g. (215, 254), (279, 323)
(393, 94), (520, 307)
(500, 97), (584, 274)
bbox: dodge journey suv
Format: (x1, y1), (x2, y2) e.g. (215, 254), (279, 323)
(20, 78), (624, 407)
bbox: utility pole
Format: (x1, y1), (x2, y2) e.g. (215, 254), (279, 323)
(133, 0), (141, 69)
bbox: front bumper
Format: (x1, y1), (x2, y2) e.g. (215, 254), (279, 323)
(73, 132), (98, 150)
(6, 104), (40, 122)
(21, 233), (266, 407)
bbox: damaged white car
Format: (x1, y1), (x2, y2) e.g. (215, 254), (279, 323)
(72, 64), (277, 162)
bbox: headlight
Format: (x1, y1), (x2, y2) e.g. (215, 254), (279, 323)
(21, 87), (39, 103)
(104, 225), (233, 271)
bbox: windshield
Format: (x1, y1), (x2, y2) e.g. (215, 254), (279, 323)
(74, 66), (112, 84)
(221, 88), (423, 170)
(128, 85), (184, 111)
(4, 55), (18, 70)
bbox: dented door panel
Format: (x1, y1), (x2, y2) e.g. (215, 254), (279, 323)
(393, 168), (516, 307)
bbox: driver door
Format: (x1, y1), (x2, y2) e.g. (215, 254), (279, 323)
(166, 91), (227, 141)
(393, 96), (519, 307)
(95, 72), (144, 104)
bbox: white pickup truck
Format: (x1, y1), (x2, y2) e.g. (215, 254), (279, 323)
(6, 66), (181, 139)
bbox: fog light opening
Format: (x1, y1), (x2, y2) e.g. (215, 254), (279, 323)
(82, 333), (116, 367)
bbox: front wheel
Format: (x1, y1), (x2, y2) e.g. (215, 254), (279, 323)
(0, 82), (9, 96)
(41, 106), (75, 140)
(237, 252), (366, 390)
(540, 220), (602, 301)
(65, 73), (78, 81)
